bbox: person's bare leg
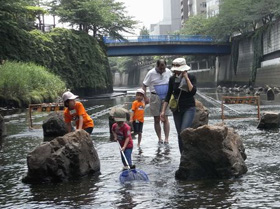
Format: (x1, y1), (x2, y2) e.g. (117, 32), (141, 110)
(154, 116), (162, 143)
(163, 116), (170, 143)
(138, 132), (142, 147)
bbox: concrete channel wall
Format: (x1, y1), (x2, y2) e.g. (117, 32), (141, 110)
(113, 20), (280, 88)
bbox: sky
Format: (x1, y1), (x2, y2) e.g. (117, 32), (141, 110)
(117, 0), (163, 35)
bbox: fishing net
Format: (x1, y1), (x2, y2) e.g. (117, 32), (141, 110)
(119, 168), (149, 184)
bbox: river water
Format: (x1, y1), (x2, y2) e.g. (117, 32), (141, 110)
(0, 88), (280, 209)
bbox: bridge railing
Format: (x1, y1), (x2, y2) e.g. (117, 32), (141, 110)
(103, 35), (215, 44)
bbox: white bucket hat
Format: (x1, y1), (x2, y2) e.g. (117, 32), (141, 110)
(171, 58), (191, 72)
(62, 91), (78, 102)
(136, 88), (145, 95)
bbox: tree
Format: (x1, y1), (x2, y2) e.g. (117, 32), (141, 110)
(139, 26), (149, 36)
(49, 0), (137, 38)
(179, 0), (280, 40)
(0, 0), (46, 30)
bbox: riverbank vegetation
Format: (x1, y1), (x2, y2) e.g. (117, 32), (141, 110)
(0, 0), (137, 107)
(0, 61), (66, 107)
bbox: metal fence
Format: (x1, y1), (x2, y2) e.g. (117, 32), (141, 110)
(103, 35), (215, 44)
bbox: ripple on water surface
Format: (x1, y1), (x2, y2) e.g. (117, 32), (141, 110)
(1, 90), (280, 208)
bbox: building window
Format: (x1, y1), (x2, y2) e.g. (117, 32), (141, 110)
(201, 2), (207, 8)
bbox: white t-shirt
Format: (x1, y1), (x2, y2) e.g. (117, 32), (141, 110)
(143, 68), (172, 93)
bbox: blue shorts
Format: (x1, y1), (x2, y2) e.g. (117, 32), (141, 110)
(133, 121), (143, 133)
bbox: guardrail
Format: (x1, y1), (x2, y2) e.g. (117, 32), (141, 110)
(103, 35), (215, 44)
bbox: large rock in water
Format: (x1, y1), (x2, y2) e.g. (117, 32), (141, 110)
(191, 100), (209, 128)
(23, 130), (100, 183)
(175, 124), (247, 180)
(257, 112), (280, 129)
(42, 112), (68, 137)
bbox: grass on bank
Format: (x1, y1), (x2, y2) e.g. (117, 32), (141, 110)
(0, 61), (66, 107)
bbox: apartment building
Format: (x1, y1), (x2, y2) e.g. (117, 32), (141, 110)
(188, 0), (207, 17)
(150, 0), (181, 35)
(206, 0), (220, 18)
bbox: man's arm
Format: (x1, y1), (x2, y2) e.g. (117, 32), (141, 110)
(142, 84), (149, 104)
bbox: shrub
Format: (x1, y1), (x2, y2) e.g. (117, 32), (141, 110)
(0, 61), (66, 107)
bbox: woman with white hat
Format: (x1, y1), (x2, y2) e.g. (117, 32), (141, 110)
(160, 58), (197, 154)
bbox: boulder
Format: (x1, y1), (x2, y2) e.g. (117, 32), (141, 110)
(42, 112), (68, 137)
(257, 112), (280, 129)
(23, 130), (100, 183)
(175, 124), (247, 180)
(266, 88), (275, 101)
(191, 100), (209, 129)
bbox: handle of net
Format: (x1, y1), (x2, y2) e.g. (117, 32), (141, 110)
(118, 141), (131, 170)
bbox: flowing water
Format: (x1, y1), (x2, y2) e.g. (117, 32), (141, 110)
(0, 88), (280, 209)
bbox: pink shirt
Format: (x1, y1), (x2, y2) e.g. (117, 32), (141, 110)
(112, 123), (133, 149)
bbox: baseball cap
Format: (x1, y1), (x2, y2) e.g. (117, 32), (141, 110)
(136, 88), (145, 95)
(62, 91), (78, 102)
(113, 107), (128, 122)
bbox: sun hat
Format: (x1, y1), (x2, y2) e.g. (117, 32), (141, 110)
(113, 107), (128, 122)
(136, 88), (145, 95)
(62, 91), (78, 102)
(170, 58), (191, 72)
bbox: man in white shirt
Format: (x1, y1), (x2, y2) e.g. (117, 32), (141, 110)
(142, 59), (172, 144)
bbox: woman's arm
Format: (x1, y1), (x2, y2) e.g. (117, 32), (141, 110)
(183, 71), (193, 91)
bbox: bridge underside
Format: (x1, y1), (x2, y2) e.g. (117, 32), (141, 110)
(106, 44), (231, 57)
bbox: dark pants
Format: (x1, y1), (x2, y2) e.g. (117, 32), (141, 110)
(121, 148), (133, 167)
(173, 107), (196, 154)
(84, 127), (93, 134)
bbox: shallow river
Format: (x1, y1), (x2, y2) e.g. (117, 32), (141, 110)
(0, 88), (280, 208)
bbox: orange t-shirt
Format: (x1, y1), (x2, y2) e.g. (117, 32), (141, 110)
(64, 101), (94, 129)
(131, 100), (145, 123)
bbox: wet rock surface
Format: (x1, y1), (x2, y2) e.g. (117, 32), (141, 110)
(42, 112), (68, 137)
(257, 112), (280, 129)
(191, 100), (209, 128)
(176, 124), (247, 180)
(23, 130), (100, 183)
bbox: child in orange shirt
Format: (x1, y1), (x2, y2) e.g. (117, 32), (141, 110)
(130, 89), (145, 149)
(62, 91), (94, 134)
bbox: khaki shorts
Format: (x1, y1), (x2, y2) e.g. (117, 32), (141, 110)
(149, 94), (172, 117)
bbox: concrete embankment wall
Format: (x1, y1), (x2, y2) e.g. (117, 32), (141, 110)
(113, 20), (280, 88)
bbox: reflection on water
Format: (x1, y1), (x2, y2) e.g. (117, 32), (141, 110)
(1, 88), (280, 208)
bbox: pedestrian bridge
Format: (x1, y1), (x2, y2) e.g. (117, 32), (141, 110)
(103, 35), (231, 57)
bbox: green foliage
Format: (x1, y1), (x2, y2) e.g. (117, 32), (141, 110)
(0, 0), (43, 31)
(139, 26), (149, 36)
(180, 0), (280, 40)
(0, 25), (113, 95)
(0, 61), (66, 107)
(50, 0), (137, 38)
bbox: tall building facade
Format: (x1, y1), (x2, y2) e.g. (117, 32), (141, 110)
(188, 0), (206, 17)
(150, 0), (181, 35)
(206, 0), (220, 18)
(180, 0), (189, 25)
